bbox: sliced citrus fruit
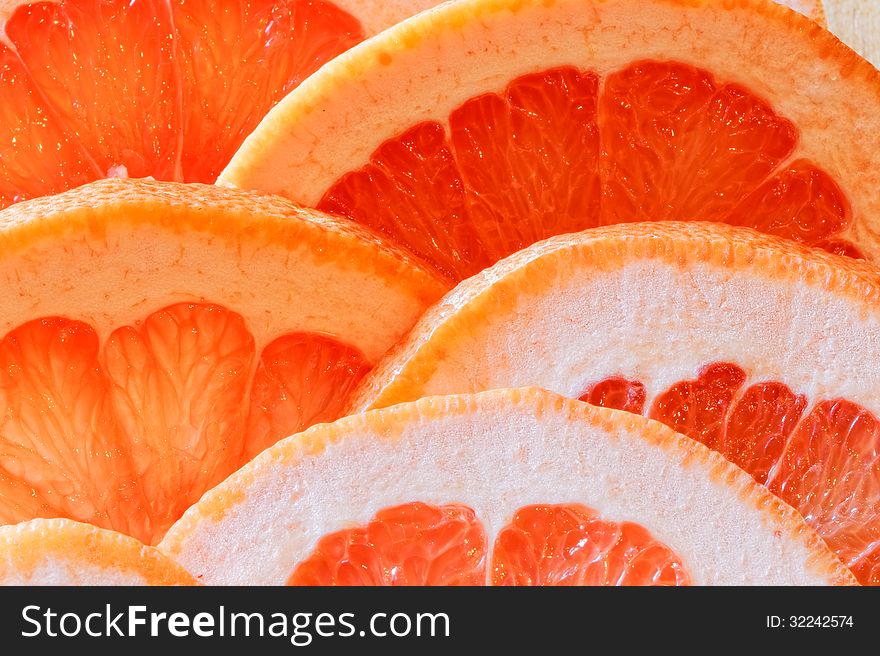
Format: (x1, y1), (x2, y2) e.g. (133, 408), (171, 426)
(0, 178), (446, 546)
(0, 518), (195, 585)
(159, 388), (855, 586)
(0, 0), (453, 208)
(221, 0), (880, 279)
(349, 222), (880, 585)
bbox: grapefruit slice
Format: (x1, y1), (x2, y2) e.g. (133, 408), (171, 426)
(159, 388), (855, 586)
(0, 518), (195, 585)
(0, 178), (446, 546)
(349, 222), (880, 585)
(221, 0), (880, 280)
(0, 0), (452, 208)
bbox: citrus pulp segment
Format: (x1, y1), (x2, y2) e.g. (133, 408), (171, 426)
(0, 0), (403, 207)
(0, 178), (446, 545)
(159, 388), (855, 586)
(286, 500), (693, 585)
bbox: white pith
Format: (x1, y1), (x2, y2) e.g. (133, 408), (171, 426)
(0, 518), (184, 585)
(371, 258), (880, 413)
(0, 215), (437, 362)
(160, 390), (847, 586)
(2, 561), (145, 585)
(355, 226), (880, 422)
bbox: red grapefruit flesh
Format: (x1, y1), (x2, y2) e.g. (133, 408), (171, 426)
(288, 502), (487, 586)
(0, 0), (364, 206)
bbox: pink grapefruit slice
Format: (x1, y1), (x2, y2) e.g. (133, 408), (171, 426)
(0, 178), (446, 545)
(159, 388), (855, 586)
(222, 0), (880, 279)
(349, 221), (880, 585)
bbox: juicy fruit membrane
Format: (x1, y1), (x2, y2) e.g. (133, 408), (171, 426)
(0, 0), (480, 207)
(349, 222), (880, 584)
(492, 504), (690, 586)
(159, 389), (855, 586)
(289, 502), (488, 585)
(244, 333), (372, 462)
(318, 61), (855, 280)
(0, 179), (446, 545)
(0, 306), (369, 541)
(649, 362), (880, 584)
(289, 501), (691, 586)
(0, 518), (195, 585)
(222, 0), (880, 273)
(0, 0), (365, 207)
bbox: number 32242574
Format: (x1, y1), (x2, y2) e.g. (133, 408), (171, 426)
(767, 616), (854, 628)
